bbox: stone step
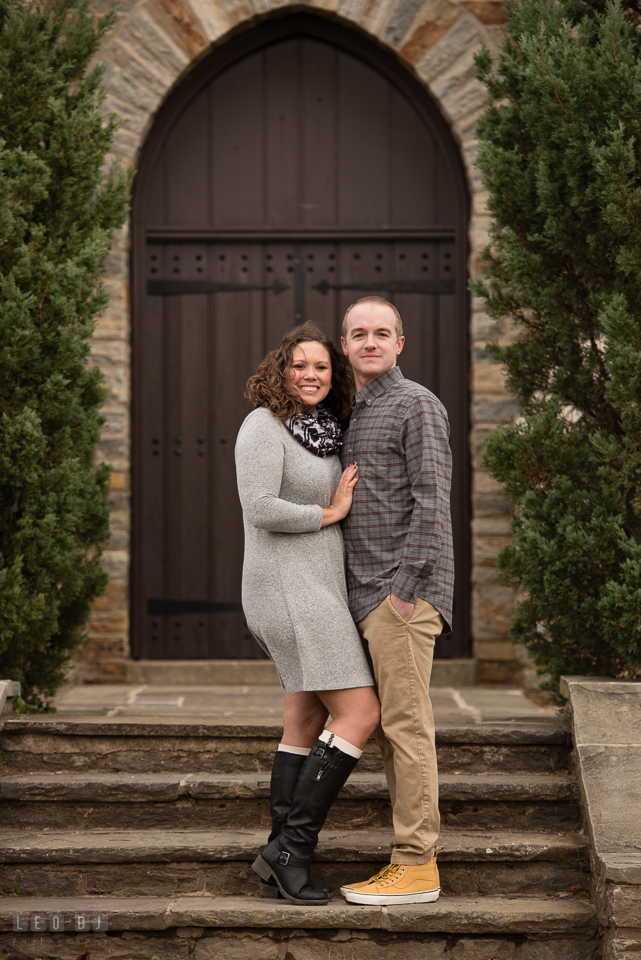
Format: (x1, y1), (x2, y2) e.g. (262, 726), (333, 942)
(0, 771), (580, 831)
(0, 717), (570, 774)
(0, 894), (600, 960)
(0, 827), (590, 898)
(122, 658), (478, 686)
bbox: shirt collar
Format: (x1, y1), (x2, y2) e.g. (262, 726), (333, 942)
(353, 366), (404, 406)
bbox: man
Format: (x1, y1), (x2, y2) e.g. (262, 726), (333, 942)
(338, 296), (454, 905)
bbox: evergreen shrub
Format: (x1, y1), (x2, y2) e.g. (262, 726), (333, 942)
(473, 0), (641, 701)
(0, 0), (128, 709)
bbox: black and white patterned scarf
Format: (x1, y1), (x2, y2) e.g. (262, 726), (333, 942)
(285, 406), (343, 458)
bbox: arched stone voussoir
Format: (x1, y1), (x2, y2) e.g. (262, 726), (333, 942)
(95, 0), (494, 170)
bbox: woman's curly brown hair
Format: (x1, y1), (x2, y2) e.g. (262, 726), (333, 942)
(246, 321), (353, 424)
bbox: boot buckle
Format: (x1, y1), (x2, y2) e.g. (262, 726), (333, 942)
(277, 851), (290, 865)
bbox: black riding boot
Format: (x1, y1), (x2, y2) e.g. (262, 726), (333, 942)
(253, 735), (359, 905)
(260, 750), (331, 899)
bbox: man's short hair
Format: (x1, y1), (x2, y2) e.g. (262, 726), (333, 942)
(342, 296), (403, 341)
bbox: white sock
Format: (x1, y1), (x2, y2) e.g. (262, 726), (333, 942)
(277, 743), (310, 756)
(319, 729), (362, 760)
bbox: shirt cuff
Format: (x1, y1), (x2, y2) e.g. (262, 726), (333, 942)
(390, 569), (422, 603)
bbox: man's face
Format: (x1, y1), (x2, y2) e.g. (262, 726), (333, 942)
(341, 303), (404, 386)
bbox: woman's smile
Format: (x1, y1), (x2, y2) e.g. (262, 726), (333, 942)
(288, 342), (333, 409)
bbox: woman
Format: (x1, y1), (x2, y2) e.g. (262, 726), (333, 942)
(235, 321), (380, 907)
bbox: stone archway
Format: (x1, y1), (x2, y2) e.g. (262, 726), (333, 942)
(84, 0), (516, 682)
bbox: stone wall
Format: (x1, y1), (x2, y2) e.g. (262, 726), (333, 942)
(563, 677), (641, 960)
(76, 0), (519, 683)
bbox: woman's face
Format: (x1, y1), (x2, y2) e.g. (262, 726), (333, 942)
(287, 342), (332, 410)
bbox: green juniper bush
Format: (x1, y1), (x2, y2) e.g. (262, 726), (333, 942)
(0, 0), (128, 709)
(472, 0), (641, 701)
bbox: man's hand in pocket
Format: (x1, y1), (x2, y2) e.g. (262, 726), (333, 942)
(390, 594), (414, 622)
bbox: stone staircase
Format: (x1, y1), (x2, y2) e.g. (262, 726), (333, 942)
(0, 715), (600, 959)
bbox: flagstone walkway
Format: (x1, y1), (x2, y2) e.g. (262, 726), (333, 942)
(49, 683), (555, 724)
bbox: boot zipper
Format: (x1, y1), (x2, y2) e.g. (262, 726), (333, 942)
(316, 733), (335, 779)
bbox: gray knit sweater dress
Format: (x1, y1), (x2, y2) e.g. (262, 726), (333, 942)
(235, 407), (374, 693)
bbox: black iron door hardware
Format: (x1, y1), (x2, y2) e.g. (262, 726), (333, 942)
(147, 279), (290, 295)
(312, 278), (456, 295)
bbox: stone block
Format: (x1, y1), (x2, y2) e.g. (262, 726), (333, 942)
(91, 340), (129, 365)
(474, 343), (500, 364)
(400, 11), (459, 64)
(92, 0), (139, 15)
(109, 37), (176, 101)
(472, 515), (512, 535)
(103, 93), (149, 137)
(470, 424), (495, 469)
(311, 0), (343, 15)
(568, 681), (641, 747)
(101, 549), (129, 580)
(110, 472), (130, 491)
(93, 308), (129, 342)
(146, 0), (209, 60)
(430, 43), (482, 103)
(472, 360), (508, 395)
(416, 12), (481, 83)
(188, 0), (237, 40)
(383, 0), (430, 43)
(471, 312), (501, 340)
(472, 585), (515, 639)
(113, 122), (146, 161)
(101, 405), (129, 439)
(604, 930), (641, 959)
(576, 744), (641, 872)
(92, 579), (128, 612)
(251, 0), (287, 15)
(471, 190), (490, 216)
(473, 535), (511, 566)
(96, 437), (129, 472)
(453, 105), (483, 146)
(611, 886), (641, 928)
(196, 936), (287, 960)
(337, 0), (364, 23)
(120, 6), (191, 76)
(109, 490), (131, 511)
(474, 640), (515, 661)
(471, 564), (504, 585)
(123, 659), (281, 685)
(431, 658), (476, 686)
(601, 856), (641, 886)
(460, 0), (508, 24)
(576, 743), (641, 856)
(103, 61), (159, 113)
(472, 396), (519, 424)
(93, 361), (128, 406)
(441, 76), (489, 125)
(106, 527), (129, 550)
(476, 659), (519, 684)
(80, 638), (128, 661)
(88, 615), (129, 635)
(359, 0), (397, 39)
(473, 493), (510, 517)
(473, 471), (505, 495)
(1, 932), (191, 960)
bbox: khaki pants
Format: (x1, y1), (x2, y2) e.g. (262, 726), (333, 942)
(358, 596), (444, 864)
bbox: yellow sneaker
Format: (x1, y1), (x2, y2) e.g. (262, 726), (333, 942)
(341, 859), (441, 905)
(340, 864), (398, 897)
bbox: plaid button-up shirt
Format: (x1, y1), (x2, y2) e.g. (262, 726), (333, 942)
(340, 366), (454, 628)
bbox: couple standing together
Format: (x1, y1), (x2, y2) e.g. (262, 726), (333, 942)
(235, 295), (454, 907)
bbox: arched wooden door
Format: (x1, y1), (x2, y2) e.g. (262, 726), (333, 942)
(131, 14), (470, 661)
